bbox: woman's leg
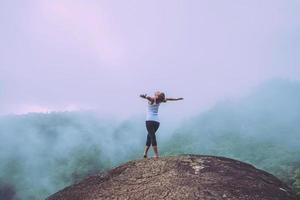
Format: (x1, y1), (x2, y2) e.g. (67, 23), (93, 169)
(151, 122), (160, 159)
(143, 145), (150, 158)
(144, 121), (152, 158)
(144, 121), (160, 158)
(144, 133), (151, 158)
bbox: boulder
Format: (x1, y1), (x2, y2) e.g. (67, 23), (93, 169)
(46, 154), (298, 200)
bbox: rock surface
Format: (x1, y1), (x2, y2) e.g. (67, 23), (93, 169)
(46, 154), (298, 200)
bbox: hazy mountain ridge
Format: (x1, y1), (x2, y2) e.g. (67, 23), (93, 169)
(0, 79), (300, 199)
(162, 79), (300, 195)
(0, 112), (145, 200)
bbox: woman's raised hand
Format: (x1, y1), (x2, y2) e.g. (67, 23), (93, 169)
(140, 94), (147, 98)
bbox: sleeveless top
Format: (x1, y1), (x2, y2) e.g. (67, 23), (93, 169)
(146, 98), (160, 122)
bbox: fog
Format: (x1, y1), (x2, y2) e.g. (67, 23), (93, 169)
(1, 1), (300, 198)
(161, 79), (300, 184)
(0, 112), (146, 199)
(1, 0), (300, 118)
(0, 79), (299, 199)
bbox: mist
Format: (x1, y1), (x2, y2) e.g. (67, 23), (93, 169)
(0, 79), (300, 199)
(1, 0), (300, 118)
(1, 0), (300, 199)
(0, 112), (147, 199)
(161, 79), (300, 184)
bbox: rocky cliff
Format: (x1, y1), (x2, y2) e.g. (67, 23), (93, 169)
(46, 154), (298, 200)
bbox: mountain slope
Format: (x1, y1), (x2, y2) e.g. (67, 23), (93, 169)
(46, 154), (297, 200)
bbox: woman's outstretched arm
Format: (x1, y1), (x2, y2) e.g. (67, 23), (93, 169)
(140, 94), (154, 103)
(165, 97), (184, 102)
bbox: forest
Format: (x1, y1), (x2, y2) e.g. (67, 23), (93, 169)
(0, 79), (299, 199)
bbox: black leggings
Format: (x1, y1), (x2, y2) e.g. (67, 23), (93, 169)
(145, 120), (160, 146)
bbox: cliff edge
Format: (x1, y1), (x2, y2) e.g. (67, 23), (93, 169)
(46, 154), (298, 200)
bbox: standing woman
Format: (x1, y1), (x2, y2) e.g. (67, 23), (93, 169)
(140, 91), (183, 159)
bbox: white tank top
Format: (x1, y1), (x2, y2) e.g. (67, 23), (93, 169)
(146, 98), (160, 122)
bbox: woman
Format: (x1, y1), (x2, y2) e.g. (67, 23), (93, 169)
(140, 91), (183, 159)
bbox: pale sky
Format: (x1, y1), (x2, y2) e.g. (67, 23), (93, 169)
(0, 0), (299, 119)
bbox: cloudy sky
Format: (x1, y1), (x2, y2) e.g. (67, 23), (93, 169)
(0, 0), (299, 119)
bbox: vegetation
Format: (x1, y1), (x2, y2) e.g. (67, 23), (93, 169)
(1, 79), (300, 199)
